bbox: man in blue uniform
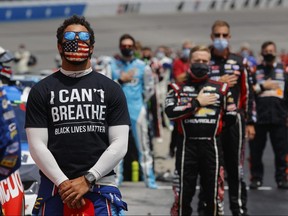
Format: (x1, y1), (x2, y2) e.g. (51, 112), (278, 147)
(111, 34), (157, 189)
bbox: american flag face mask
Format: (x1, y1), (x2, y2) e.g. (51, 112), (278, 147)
(62, 39), (90, 63)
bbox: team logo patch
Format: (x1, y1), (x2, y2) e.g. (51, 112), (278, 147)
(183, 86), (195, 92)
(3, 110), (16, 121)
(33, 197), (43, 211)
(227, 97), (234, 103)
(224, 64), (232, 70)
(2, 99), (8, 109)
(0, 155), (18, 168)
(203, 86), (216, 91)
(211, 69), (220, 74)
(275, 73), (284, 80)
(180, 97), (192, 104)
(5, 142), (19, 154)
(211, 65), (219, 70)
(195, 107), (216, 117)
(232, 65), (240, 70)
(227, 59), (237, 64)
(275, 68), (283, 73)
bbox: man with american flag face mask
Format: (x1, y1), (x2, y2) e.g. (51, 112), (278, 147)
(25, 15), (130, 215)
(62, 32), (91, 64)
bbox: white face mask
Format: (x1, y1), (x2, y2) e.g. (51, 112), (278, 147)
(213, 38), (228, 51)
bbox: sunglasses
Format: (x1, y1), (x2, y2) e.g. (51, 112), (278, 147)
(120, 44), (134, 49)
(64, 31), (90, 41)
(213, 33), (229, 38)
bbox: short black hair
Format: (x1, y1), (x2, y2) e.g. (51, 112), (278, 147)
(261, 41), (276, 51)
(119, 33), (135, 47)
(56, 14), (95, 45)
(142, 46), (152, 51)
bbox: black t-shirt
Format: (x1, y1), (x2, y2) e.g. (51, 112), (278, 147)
(25, 71), (130, 179)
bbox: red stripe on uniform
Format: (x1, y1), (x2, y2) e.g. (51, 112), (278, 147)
(106, 199), (112, 216)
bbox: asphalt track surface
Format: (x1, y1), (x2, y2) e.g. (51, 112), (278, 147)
(1, 7), (288, 216)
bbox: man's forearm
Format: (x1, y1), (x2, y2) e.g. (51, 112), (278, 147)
(26, 128), (68, 186)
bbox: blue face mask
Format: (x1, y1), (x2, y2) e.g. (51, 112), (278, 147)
(213, 38), (228, 51)
(156, 51), (165, 60)
(241, 50), (250, 58)
(181, 48), (191, 59)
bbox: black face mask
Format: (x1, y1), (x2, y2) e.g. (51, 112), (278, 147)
(142, 56), (151, 61)
(190, 63), (209, 79)
(262, 53), (275, 62)
(121, 48), (134, 57)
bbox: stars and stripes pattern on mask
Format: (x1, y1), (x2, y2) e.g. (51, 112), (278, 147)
(63, 40), (90, 62)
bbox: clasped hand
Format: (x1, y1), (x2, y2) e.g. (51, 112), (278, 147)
(58, 176), (90, 209)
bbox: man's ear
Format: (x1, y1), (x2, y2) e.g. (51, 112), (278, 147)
(90, 45), (94, 54)
(57, 43), (62, 53)
(89, 45), (94, 58)
(210, 33), (214, 41)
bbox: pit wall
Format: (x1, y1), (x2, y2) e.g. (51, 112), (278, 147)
(0, 0), (285, 22)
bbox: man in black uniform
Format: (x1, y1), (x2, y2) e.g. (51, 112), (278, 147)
(25, 15), (130, 215)
(165, 45), (237, 216)
(249, 41), (288, 189)
(198, 20), (255, 216)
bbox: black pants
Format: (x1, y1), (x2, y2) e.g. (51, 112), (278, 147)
(249, 123), (288, 183)
(171, 138), (224, 216)
(198, 113), (248, 216)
